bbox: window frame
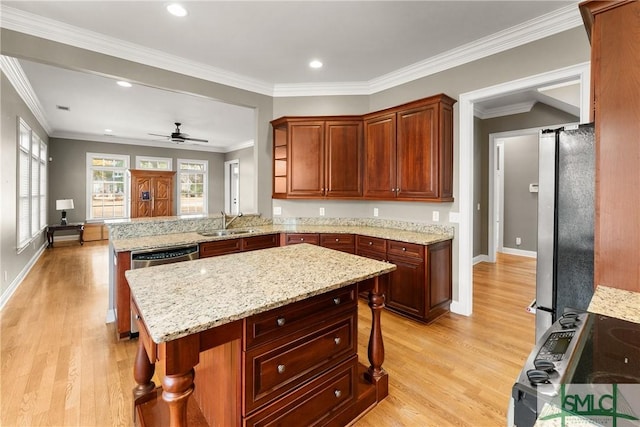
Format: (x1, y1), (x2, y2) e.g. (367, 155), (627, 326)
(177, 159), (208, 216)
(86, 152), (130, 221)
(135, 155), (173, 171)
(17, 118), (47, 252)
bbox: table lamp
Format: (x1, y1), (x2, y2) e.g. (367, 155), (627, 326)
(56, 199), (74, 225)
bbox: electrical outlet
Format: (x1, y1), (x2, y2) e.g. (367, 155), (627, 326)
(432, 211), (439, 222)
(319, 207), (325, 216)
(273, 206), (282, 216)
(373, 208), (379, 217)
(516, 237), (522, 246)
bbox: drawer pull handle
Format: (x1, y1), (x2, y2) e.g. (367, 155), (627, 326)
(402, 247), (406, 251)
(135, 314), (140, 320)
(300, 238), (304, 241)
(335, 238), (339, 242)
(277, 364), (286, 374)
(334, 389), (342, 398)
(276, 317), (286, 327)
(333, 297), (341, 305)
(334, 337), (341, 345)
(368, 241), (373, 245)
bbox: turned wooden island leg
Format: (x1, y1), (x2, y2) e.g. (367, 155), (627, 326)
(162, 369), (195, 427)
(365, 275), (388, 399)
(133, 337), (156, 401)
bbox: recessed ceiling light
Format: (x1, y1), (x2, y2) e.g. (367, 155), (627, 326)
(104, 129), (113, 133)
(117, 81), (132, 88)
(167, 3), (188, 17)
(309, 60), (323, 69)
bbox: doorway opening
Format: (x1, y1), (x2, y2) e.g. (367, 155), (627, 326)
(454, 62), (590, 317)
(224, 159), (240, 215)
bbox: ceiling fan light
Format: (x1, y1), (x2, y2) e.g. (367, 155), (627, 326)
(309, 60), (323, 69)
(167, 3), (188, 17)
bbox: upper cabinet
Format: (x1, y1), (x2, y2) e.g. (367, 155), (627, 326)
(364, 95), (455, 201)
(271, 94), (455, 202)
(580, 1), (640, 292)
(129, 169), (175, 218)
(271, 117), (363, 199)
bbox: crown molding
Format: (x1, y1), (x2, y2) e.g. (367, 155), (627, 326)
(0, 55), (52, 134)
(1, 3), (583, 98)
(367, 3), (583, 94)
(474, 100), (537, 120)
(0, 5), (274, 96)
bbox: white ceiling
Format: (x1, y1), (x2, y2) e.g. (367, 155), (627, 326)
(1, 1), (582, 151)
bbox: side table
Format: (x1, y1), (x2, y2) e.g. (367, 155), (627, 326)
(47, 223), (85, 248)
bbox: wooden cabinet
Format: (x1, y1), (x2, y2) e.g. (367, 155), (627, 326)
(200, 234), (280, 258)
(283, 233), (320, 246)
(356, 235), (452, 323)
(580, 1), (640, 292)
(364, 94), (455, 201)
(271, 118), (362, 199)
(242, 233), (280, 251)
(129, 169), (175, 218)
(271, 94), (455, 202)
(115, 250), (132, 339)
(320, 233), (355, 254)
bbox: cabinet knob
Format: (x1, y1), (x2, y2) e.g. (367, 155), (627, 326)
(333, 297), (341, 305)
(334, 337), (341, 345)
(368, 241), (373, 246)
(276, 317), (286, 327)
(300, 238), (304, 241)
(402, 247), (406, 251)
(135, 314), (140, 320)
(277, 364), (286, 374)
(334, 389), (342, 398)
(335, 238), (339, 242)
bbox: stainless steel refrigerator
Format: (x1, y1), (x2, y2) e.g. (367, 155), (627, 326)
(535, 124), (595, 341)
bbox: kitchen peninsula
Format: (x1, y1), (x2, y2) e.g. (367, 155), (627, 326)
(126, 244), (396, 426)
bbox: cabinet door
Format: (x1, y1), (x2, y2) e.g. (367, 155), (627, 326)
(426, 240), (452, 321)
(288, 122), (325, 197)
(284, 233), (320, 246)
(152, 176), (173, 216)
(396, 103), (438, 199)
(363, 113), (396, 198)
(132, 176), (152, 218)
(325, 121), (362, 197)
(386, 252), (425, 320)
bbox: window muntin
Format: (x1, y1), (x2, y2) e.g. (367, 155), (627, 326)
(87, 153), (129, 220)
(17, 119), (47, 251)
(135, 156), (172, 171)
(177, 159), (208, 215)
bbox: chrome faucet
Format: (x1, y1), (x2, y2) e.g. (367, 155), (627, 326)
(221, 211), (243, 229)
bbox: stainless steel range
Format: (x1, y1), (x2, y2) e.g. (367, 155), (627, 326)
(511, 311), (640, 426)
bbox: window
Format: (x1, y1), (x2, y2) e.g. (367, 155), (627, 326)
(87, 153), (129, 220)
(135, 156), (172, 171)
(177, 159), (208, 215)
(17, 118), (47, 251)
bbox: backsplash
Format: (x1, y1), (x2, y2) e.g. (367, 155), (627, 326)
(272, 217), (454, 236)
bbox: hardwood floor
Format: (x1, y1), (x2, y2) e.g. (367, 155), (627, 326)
(1, 242), (536, 426)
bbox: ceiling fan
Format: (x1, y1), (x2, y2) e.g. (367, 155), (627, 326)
(149, 122), (208, 144)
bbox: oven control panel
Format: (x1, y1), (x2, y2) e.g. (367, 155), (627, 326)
(536, 330), (576, 361)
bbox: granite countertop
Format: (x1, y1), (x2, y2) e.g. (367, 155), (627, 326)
(588, 285), (640, 324)
(126, 244), (395, 344)
(111, 224), (453, 253)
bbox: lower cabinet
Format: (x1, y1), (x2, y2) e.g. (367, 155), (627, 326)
(282, 233), (320, 245)
(320, 233), (355, 253)
(200, 233), (280, 258)
(356, 235), (452, 323)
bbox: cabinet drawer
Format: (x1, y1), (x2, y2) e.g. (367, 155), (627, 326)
(243, 234), (280, 252)
(245, 285), (356, 350)
(356, 235), (387, 254)
(244, 312), (356, 413)
(199, 239), (243, 258)
(320, 234), (355, 253)
(244, 355), (357, 427)
(284, 233), (319, 245)
(387, 240), (424, 259)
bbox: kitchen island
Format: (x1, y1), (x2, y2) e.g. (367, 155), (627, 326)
(126, 244), (395, 426)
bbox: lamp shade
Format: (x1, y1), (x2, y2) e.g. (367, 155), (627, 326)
(56, 199), (74, 210)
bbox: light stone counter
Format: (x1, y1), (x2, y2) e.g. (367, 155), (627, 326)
(588, 285), (640, 324)
(125, 244), (395, 343)
(111, 224), (453, 253)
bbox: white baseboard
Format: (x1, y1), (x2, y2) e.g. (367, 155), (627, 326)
(450, 300), (472, 316)
(105, 309), (116, 324)
(0, 243), (47, 310)
(500, 248), (537, 258)
(473, 255), (490, 265)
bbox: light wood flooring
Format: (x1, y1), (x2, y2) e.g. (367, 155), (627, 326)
(1, 242), (536, 426)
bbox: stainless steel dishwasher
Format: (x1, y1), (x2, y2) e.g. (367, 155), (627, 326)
(129, 244), (199, 335)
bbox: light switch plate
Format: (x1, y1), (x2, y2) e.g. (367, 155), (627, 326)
(432, 211), (439, 222)
(373, 208), (379, 217)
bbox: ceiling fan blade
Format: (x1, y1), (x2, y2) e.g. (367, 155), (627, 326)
(184, 137), (209, 143)
(148, 133), (170, 138)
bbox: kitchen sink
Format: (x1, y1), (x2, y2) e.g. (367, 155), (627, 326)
(199, 229), (255, 237)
